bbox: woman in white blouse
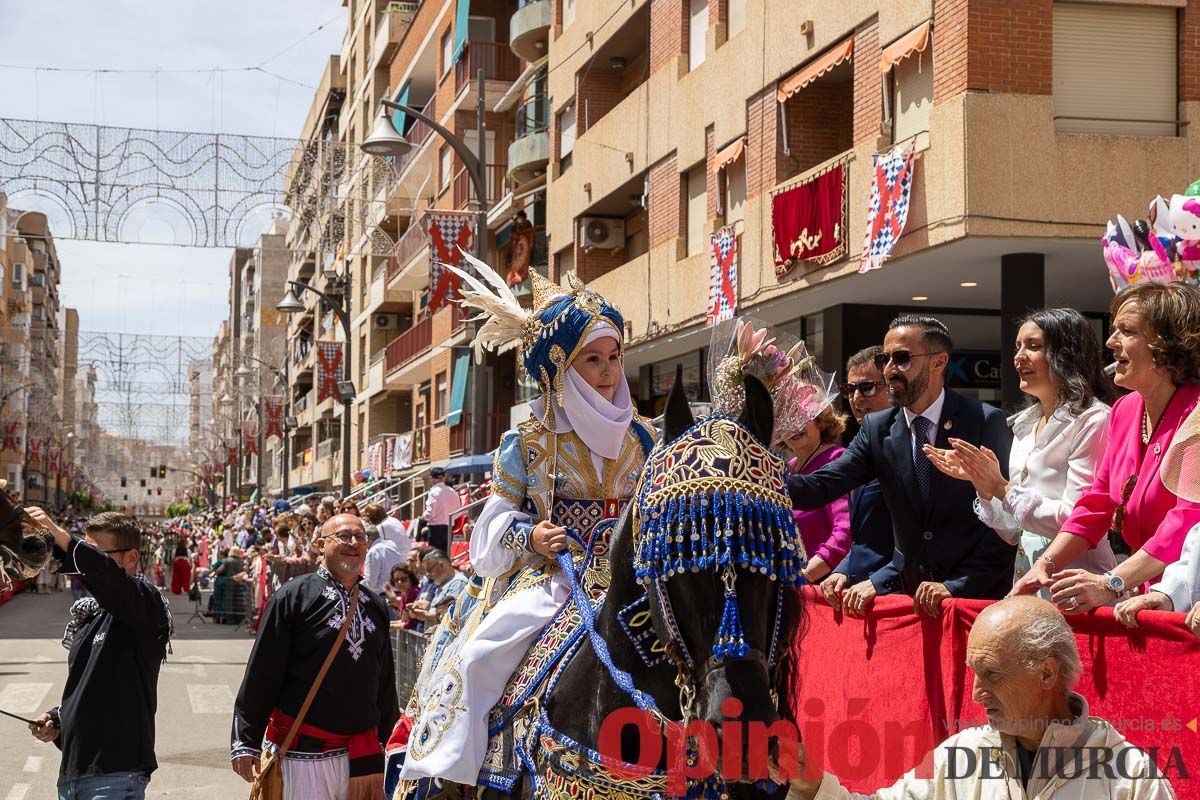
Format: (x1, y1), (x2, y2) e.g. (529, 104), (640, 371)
(926, 309), (1117, 597)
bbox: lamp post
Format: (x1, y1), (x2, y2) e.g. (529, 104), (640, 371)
(219, 392), (234, 504)
(363, 71), (492, 457)
(277, 278), (354, 496)
(239, 352), (292, 497)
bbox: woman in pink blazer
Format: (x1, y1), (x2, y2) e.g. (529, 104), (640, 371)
(1014, 282), (1200, 612)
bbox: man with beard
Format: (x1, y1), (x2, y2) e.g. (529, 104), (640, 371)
(231, 514), (398, 800)
(787, 316), (1015, 615)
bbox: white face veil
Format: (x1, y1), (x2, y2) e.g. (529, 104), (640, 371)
(529, 323), (634, 460)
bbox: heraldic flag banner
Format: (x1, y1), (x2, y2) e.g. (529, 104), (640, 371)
(317, 341), (343, 402)
(707, 225), (739, 325)
(262, 395), (285, 440)
(428, 212), (475, 313)
(859, 140), (917, 274)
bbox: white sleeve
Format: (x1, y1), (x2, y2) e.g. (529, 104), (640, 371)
(973, 496), (1021, 545)
(469, 493), (534, 577)
(1150, 524), (1200, 612)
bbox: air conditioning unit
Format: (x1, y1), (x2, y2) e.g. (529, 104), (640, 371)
(579, 217), (626, 251)
(374, 314), (396, 329)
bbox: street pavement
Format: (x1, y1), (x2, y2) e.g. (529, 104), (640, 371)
(0, 583), (253, 799)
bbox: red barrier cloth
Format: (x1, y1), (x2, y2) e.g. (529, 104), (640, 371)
(789, 586), (1200, 793)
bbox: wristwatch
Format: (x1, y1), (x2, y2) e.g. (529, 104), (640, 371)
(1104, 571), (1126, 597)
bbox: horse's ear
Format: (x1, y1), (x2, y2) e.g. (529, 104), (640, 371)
(740, 375), (775, 446)
(662, 364), (694, 442)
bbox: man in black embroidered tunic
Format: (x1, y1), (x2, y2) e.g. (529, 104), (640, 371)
(231, 513), (398, 800)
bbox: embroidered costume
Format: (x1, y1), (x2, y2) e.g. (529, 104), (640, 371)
(397, 256), (655, 786)
(231, 565), (398, 797)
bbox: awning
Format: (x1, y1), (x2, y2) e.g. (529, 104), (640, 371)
(452, 0), (471, 63)
(714, 136), (746, 171)
(392, 83), (411, 135)
(880, 21), (931, 73)
(446, 350), (470, 426)
(494, 57), (548, 113)
(776, 36), (854, 103)
(443, 452), (495, 475)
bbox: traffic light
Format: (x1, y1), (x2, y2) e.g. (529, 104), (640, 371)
(120, 476), (127, 488)
(161, 465), (167, 478)
(139, 479), (146, 488)
(146, 489), (152, 496)
(149, 467), (156, 479)
(156, 487), (162, 496)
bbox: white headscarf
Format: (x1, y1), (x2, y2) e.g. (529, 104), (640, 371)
(530, 323), (633, 461)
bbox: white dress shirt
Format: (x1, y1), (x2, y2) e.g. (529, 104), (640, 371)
(902, 389), (946, 457)
(1152, 522), (1200, 613)
(376, 515), (412, 562)
(422, 482), (463, 526)
(364, 536), (405, 594)
(975, 399), (1116, 596)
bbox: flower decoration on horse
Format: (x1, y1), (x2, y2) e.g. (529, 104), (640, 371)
(708, 316), (838, 443)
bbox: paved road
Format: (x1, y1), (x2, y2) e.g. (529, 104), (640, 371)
(0, 583), (253, 799)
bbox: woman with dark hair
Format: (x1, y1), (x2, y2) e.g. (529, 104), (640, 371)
(383, 564), (420, 627)
(1011, 283), (1200, 612)
(928, 308), (1116, 597)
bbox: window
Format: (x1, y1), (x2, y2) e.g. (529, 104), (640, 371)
(11, 262), (23, 289)
(441, 29), (453, 76)
(685, 163), (707, 257)
(434, 371), (448, 420)
(562, 0), (575, 28)
(688, 0), (708, 71)
(1053, 2), (1176, 136)
(723, 156), (746, 227)
(727, 0), (746, 38)
(558, 100), (576, 170)
(891, 49), (932, 143)
(439, 145), (453, 193)
(556, 245), (574, 277)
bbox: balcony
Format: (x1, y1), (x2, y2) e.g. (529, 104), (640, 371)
(384, 315), (433, 381)
(452, 163), (508, 210)
(510, 0), (551, 62)
(386, 216), (431, 291)
(413, 424), (432, 465)
(371, 8), (413, 71)
(508, 95), (550, 183)
(454, 41), (522, 96)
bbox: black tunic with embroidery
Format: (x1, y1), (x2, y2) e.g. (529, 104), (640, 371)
(230, 567), (398, 776)
(51, 537), (172, 780)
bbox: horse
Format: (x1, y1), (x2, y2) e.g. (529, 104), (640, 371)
(0, 489), (54, 590)
(484, 370), (803, 800)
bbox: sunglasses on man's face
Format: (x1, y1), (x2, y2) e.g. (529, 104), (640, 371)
(840, 380), (884, 398)
(873, 350), (941, 372)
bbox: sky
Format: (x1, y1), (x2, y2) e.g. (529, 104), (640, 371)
(0, 0), (348, 340)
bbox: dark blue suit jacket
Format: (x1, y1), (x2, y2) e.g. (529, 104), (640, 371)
(786, 389), (1016, 599)
(835, 480), (894, 587)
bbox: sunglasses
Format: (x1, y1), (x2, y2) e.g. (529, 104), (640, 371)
(1112, 474), (1137, 537)
(840, 380), (884, 398)
(874, 350), (943, 372)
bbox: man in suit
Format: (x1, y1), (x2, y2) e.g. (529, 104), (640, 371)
(788, 315), (1015, 615)
(822, 346), (897, 614)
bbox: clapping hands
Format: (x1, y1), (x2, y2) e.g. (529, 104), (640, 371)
(923, 438), (1008, 501)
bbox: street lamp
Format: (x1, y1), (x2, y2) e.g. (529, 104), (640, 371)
(366, 75), (492, 457)
(277, 278), (354, 496)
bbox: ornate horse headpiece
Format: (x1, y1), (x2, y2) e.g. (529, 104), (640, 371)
(633, 411), (804, 662)
(444, 253), (625, 415)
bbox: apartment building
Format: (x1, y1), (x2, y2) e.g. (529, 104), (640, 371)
(522, 0), (1200, 416)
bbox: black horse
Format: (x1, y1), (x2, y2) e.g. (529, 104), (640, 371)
(519, 370), (801, 798)
(0, 489), (54, 587)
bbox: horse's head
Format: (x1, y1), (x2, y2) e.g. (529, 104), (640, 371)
(0, 490), (53, 584)
(633, 367), (802, 760)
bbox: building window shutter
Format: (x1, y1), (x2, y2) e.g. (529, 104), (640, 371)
(727, 0), (747, 38)
(892, 49), (932, 143)
(1052, 2), (1176, 136)
(559, 101), (576, 158)
(688, 0), (708, 71)
(685, 164), (707, 256)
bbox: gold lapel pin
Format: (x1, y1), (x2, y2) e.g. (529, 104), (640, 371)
(943, 421), (953, 431)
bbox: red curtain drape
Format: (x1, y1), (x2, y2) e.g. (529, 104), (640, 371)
(789, 587), (1199, 792)
(771, 164), (846, 275)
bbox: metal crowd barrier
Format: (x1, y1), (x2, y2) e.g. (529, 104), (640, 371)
(391, 627), (429, 706)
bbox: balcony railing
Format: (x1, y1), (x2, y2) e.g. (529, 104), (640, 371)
(384, 315), (433, 372)
(452, 163), (508, 210)
(405, 96), (437, 150)
(515, 94), (550, 138)
(388, 216), (429, 278)
(455, 41), (522, 93)
(413, 424), (432, 465)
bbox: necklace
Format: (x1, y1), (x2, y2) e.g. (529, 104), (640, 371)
(1142, 409), (1151, 445)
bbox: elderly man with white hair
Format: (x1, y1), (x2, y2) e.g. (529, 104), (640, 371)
(784, 596), (1175, 799)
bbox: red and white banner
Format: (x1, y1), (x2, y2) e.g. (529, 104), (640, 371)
(225, 442), (238, 468)
(428, 212), (474, 313)
(0, 420), (18, 452)
(706, 225), (739, 325)
(28, 436), (42, 467)
(859, 140), (917, 273)
(317, 341), (343, 402)
(262, 395), (285, 440)
(48, 445), (60, 474)
(242, 419), (260, 457)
